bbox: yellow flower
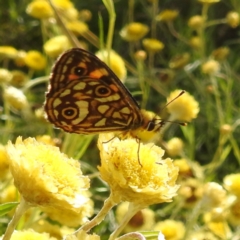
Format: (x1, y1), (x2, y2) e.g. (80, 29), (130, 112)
(134, 50), (147, 61)
(0, 145), (9, 180)
(204, 212), (232, 239)
(188, 15), (204, 30)
(53, 0), (73, 9)
(227, 198), (240, 226)
(79, 9), (92, 22)
(154, 220), (185, 240)
(95, 49), (126, 82)
(198, 0), (220, 4)
(36, 135), (58, 146)
(44, 35), (71, 58)
(155, 10), (179, 22)
(66, 20), (89, 36)
(211, 47), (230, 61)
(223, 173), (240, 197)
(14, 50), (27, 67)
(178, 178), (203, 208)
(26, 0), (54, 19)
(116, 202), (155, 233)
(142, 38), (164, 53)
(120, 22), (149, 42)
(167, 90), (199, 122)
(189, 36), (202, 49)
(24, 50), (47, 70)
(5, 229), (57, 240)
(42, 200), (94, 227)
(4, 86), (28, 110)
(173, 159), (192, 179)
(166, 138), (184, 157)
(0, 46), (18, 58)
(226, 11), (239, 28)
(6, 137), (91, 212)
(98, 134), (179, 206)
(0, 184), (18, 204)
(169, 53), (190, 69)
(202, 182), (227, 209)
(65, 230), (100, 240)
(0, 68), (12, 84)
(10, 70), (27, 88)
(201, 59), (220, 75)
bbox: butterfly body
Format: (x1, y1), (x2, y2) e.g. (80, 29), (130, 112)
(45, 48), (145, 134)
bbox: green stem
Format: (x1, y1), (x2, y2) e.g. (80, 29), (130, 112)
(3, 198), (30, 240)
(109, 203), (142, 240)
(76, 194), (116, 233)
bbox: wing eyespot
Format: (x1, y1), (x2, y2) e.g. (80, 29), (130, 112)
(74, 67), (85, 76)
(62, 107), (78, 119)
(95, 85), (111, 97)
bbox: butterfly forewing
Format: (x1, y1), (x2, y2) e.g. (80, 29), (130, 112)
(45, 48), (143, 134)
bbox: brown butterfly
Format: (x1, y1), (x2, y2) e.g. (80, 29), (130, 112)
(44, 48), (164, 137)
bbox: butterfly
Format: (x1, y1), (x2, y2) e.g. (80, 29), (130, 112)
(44, 48), (165, 138)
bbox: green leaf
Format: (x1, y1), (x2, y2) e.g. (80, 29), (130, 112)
(0, 202), (19, 216)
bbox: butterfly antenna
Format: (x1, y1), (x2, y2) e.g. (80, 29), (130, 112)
(161, 90), (185, 112)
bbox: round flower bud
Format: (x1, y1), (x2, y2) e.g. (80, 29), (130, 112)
(24, 50), (47, 70)
(142, 38), (164, 53)
(201, 59), (220, 75)
(120, 22), (149, 42)
(166, 138), (184, 157)
(26, 0), (53, 19)
(223, 173), (240, 197)
(211, 47), (230, 61)
(155, 10), (179, 22)
(4, 86), (28, 110)
(189, 36), (202, 49)
(167, 90), (200, 122)
(226, 11), (239, 28)
(66, 20), (89, 36)
(0, 68), (12, 84)
(188, 15), (204, 30)
(44, 35), (71, 58)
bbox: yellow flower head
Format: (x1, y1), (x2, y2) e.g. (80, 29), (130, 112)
(188, 15), (204, 30)
(42, 199), (94, 227)
(5, 229), (57, 240)
(98, 134), (179, 206)
(26, 0), (54, 19)
(198, 0), (220, 4)
(201, 59), (220, 75)
(202, 182), (227, 209)
(6, 137), (91, 213)
(169, 53), (190, 69)
(226, 11), (240, 28)
(4, 86), (28, 110)
(24, 50), (47, 70)
(95, 49), (126, 82)
(155, 10), (179, 22)
(189, 36), (202, 49)
(142, 38), (164, 53)
(116, 202), (155, 233)
(66, 20), (89, 36)
(0, 46), (18, 58)
(154, 220), (185, 240)
(211, 47), (230, 61)
(0, 68), (12, 84)
(120, 22), (149, 42)
(166, 138), (184, 157)
(10, 70), (27, 88)
(0, 144), (9, 180)
(173, 158), (192, 179)
(167, 90), (199, 122)
(223, 173), (240, 197)
(228, 198), (240, 226)
(44, 35), (71, 58)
